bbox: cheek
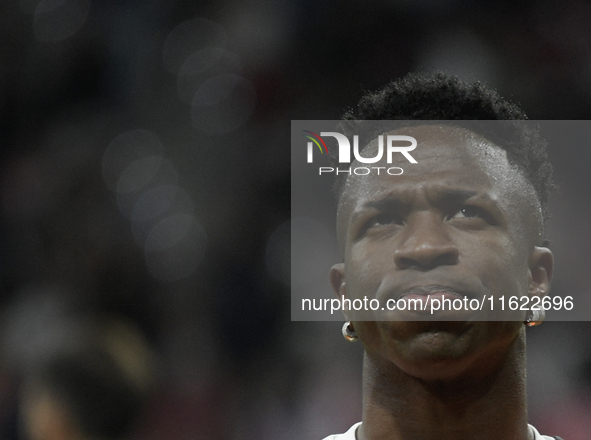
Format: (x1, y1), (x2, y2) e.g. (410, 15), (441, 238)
(346, 241), (392, 298)
(469, 235), (530, 296)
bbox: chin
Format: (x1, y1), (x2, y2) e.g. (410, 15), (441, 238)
(370, 320), (524, 381)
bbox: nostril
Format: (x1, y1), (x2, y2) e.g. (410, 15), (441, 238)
(394, 243), (459, 270)
(393, 255), (414, 270)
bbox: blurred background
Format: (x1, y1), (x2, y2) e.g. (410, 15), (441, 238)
(1, 0), (591, 439)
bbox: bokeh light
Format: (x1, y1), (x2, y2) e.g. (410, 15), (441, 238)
(130, 184), (193, 247)
(101, 129), (206, 283)
(33, 0), (91, 43)
(177, 48), (242, 104)
(162, 18), (227, 75)
(116, 158), (179, 220)
(144, 214), (207, 282)
(190, 74), (257, 134)
(102, 130), (165, 192)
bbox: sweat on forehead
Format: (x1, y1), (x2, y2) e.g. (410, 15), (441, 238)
(335, 125), (544, 254)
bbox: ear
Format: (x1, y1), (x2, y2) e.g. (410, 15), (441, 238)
(528, 246), (553, 298)
(330, 263), (350, 320)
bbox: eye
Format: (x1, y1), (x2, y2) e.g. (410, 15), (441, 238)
(363, 212), (403, 232)
(355, 210), (403, 240)
(372, 212), (399, 226)
(450, 206), (483, 219)
(447, 205), (498, 227)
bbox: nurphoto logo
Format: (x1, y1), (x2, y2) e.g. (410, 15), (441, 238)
(303, 130), (418, 176)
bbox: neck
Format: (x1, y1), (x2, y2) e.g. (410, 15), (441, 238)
(359, 330), (529, 440)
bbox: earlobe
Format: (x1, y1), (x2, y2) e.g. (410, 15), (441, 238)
(528, 246), (553, 298)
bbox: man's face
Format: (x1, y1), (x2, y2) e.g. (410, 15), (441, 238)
(330, 125), (552, 380)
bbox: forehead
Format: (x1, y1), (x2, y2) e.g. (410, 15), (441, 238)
(343, 125), (519, 198)
(337, 125), (540, 242)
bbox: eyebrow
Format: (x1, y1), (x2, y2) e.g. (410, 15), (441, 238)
(350, 188), (480, 223)
(428, 188), (479, 206)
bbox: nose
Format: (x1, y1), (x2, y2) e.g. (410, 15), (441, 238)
(393, 212), (459, 270)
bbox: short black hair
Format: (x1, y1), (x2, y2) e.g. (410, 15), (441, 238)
(333, 72), (555, 227)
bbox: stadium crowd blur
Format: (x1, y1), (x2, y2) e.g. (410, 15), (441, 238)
(1, 0), (591, 439)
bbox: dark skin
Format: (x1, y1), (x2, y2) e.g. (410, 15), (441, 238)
(329, 125), (553, 440)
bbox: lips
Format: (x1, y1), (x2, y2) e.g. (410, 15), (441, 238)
(396, 284), (467, 301)
(368, 273), (486, 320)
(369, 277), (481, 318)
(391, 285), (464, 313)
